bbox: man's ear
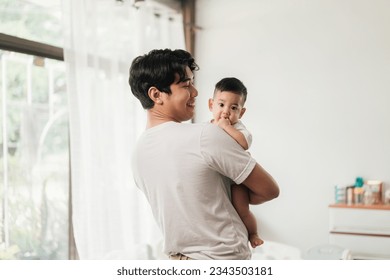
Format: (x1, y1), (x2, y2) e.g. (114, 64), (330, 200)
(208, 98), (214, 112)
(148, 87), (163, 105)
(239, 107), (246, 118)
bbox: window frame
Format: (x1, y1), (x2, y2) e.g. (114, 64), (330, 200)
(0, 32), (77, 260)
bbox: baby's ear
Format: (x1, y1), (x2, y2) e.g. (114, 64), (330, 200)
(208, 98), (214, 111)
(239, 107), (246, 118)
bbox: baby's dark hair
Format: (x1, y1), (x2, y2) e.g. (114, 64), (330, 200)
(129, 49), (199, 109)
(214, 77), (248, 103)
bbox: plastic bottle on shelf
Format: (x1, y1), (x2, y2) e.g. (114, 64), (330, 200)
(346, 186), (355, 205)
(334, 185), (346, 204)
(354, 177), (364, 204)
(363, 184), (374, 205)
(385, 189), (390, 205)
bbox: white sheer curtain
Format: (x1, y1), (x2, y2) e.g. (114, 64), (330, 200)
(61, 0), (185, 259)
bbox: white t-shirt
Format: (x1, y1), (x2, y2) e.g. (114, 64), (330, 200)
(233, 120), (253, 148)
(210, 119), (252, 149)
(132, 121), (256, 259)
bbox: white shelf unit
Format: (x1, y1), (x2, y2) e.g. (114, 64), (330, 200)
(329, 204), (390, 259)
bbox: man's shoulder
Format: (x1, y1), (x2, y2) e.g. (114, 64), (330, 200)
(198, 122), (226, 136)
(200, 122), (238, 145)
(233, 120), (248, 130)
(150, 122), (214, 140)
(180, 121), (210, 133)
(150, 121), (228, 140)
(183, 122), (225, 141)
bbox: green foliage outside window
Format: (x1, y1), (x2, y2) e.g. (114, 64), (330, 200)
(0, 0), (69, 260)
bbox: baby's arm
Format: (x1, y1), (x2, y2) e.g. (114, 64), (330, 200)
(216, 119), (249, 150)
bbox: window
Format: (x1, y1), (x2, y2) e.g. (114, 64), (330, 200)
(0, 0), (73, 260)
(0, 0), (63, 47)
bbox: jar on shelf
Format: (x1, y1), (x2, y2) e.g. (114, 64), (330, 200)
(363, 185), (374, 205)
(334, 185), (346, 204)
(354, 186), (364, 204)
(366, 180), (383, 204)
(385, 189), (390, 205)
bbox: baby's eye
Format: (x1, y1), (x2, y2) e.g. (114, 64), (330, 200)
(218, 103), (224, 107)
(231, 106), (238, 110)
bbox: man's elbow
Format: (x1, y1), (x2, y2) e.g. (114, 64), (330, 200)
(270, 184), (280, 199)
(250, 184), (280, 205)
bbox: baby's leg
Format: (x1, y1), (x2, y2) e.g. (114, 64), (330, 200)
(231, 184), (264, 248)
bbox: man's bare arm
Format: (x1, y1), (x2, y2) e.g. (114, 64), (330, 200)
(242, 163), (279, 205)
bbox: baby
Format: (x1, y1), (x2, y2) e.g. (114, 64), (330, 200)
(208, 77), (263, 248)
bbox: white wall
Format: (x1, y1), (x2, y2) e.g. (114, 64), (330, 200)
(194, 0), (390, 253)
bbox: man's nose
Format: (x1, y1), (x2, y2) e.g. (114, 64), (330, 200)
(191, 85), (198, 97)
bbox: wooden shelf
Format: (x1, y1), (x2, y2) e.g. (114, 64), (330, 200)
(329, 204), (390, 259)
(329, 203), (390, 210)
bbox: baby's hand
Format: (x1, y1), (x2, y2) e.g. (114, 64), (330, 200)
(216, 118), (231, 129)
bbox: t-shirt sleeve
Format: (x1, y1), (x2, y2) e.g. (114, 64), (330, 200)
(200, 124), (256, 185)
(234, 121), (253, 148)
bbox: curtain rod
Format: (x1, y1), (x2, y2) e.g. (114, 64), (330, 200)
(0, 33), (63, 61)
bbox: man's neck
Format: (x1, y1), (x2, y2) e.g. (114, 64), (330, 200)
(146, 109), (177, 129)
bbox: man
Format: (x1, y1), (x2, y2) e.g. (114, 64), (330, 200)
(129, 49), (279, 260)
